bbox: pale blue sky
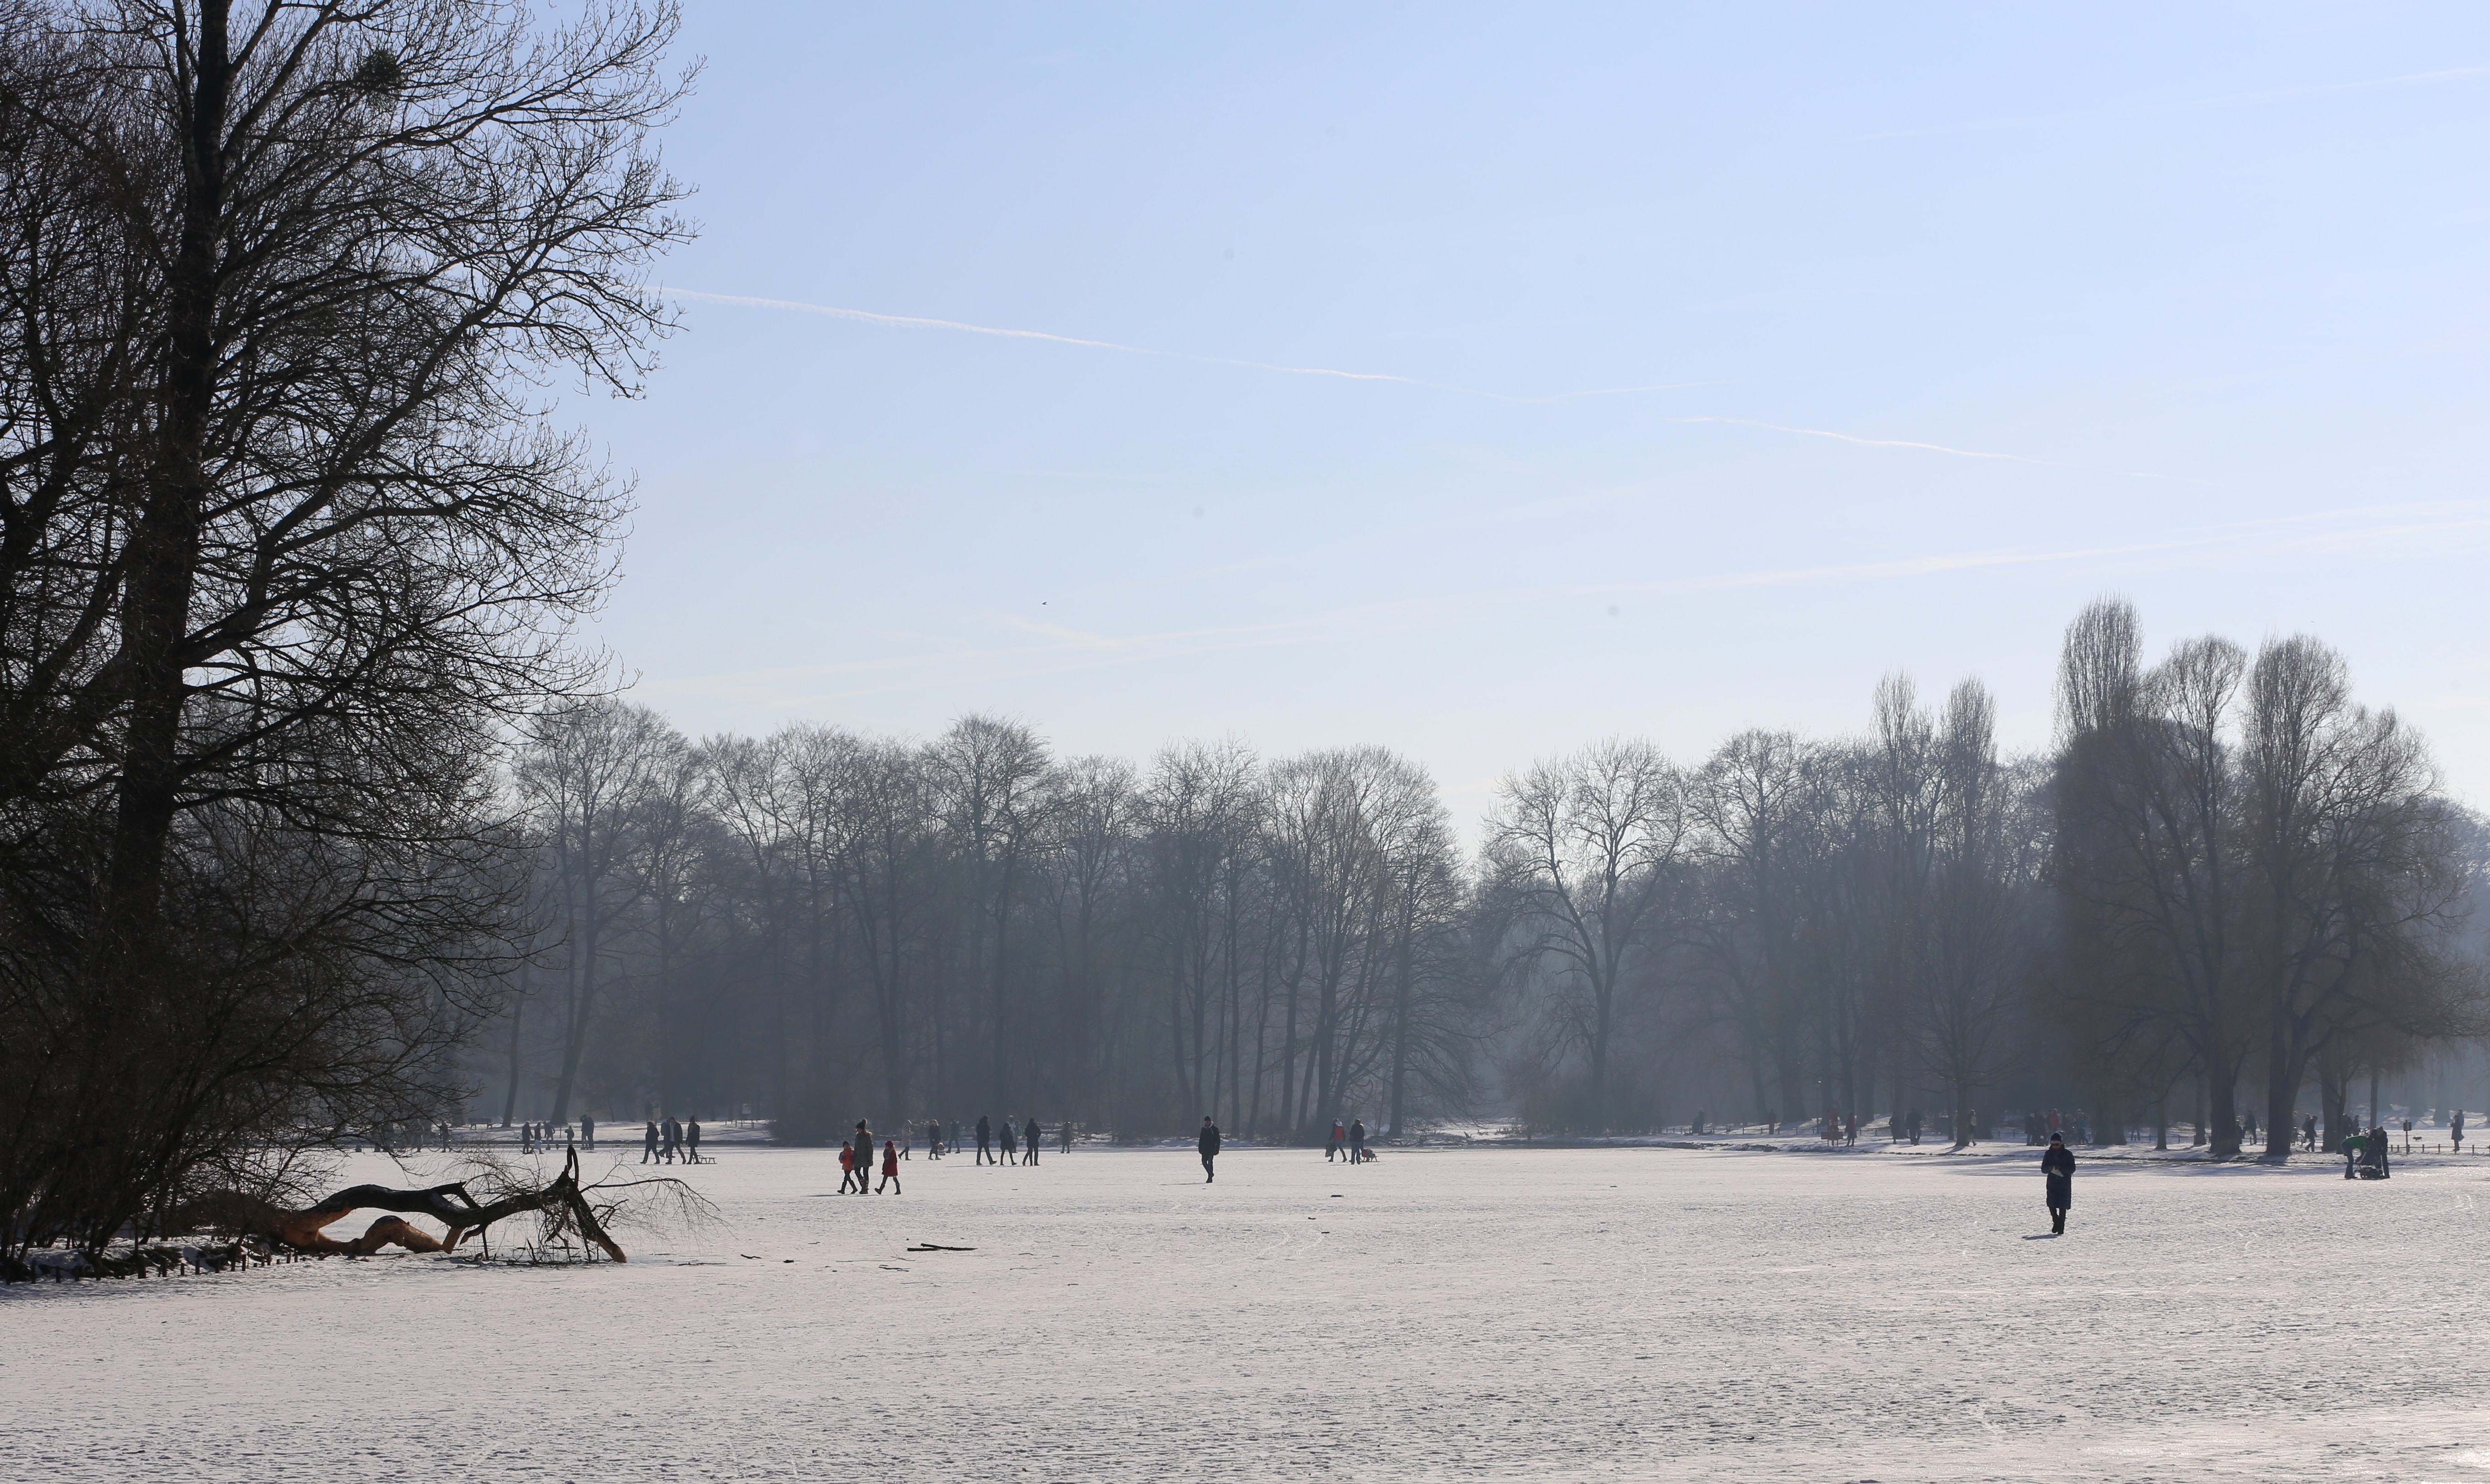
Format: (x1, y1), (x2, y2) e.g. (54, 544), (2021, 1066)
(584, 3), (2490, 825)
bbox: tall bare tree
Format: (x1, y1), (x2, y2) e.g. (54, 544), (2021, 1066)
(0, 0), (687, 1262)
(1486, 739), (1686, 1132)
(517, 698), (681, 1124)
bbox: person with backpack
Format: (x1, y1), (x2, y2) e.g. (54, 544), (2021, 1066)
(838, 1140), (860, 1194)
(1198, 1116), (1221, 1184)
(878, 1138), (902, 1194)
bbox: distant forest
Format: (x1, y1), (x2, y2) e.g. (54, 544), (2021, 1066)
(488, 599), (2490, 1159)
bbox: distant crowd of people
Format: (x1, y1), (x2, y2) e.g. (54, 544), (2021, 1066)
(518, 1118), (593, 1153)
(830, 1115), (1079, 1193)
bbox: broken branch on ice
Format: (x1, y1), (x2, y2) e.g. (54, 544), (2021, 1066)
(178, 1148), (705, 1263)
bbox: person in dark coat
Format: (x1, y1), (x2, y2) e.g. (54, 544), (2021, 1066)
(1198, 1116), (1221, 1183)
(2042, 1131), (2075, 1234)
(975, 1114), (994, 1165)
(1023, 1117), (1042, 1166)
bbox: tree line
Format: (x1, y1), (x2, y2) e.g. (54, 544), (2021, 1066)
(500, 599), (2488, 1162)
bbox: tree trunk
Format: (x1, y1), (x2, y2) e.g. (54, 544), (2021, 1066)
(500, 975), (526, 1128)
(96, 1), (231, 978)
(180, 1150), (627, 1261)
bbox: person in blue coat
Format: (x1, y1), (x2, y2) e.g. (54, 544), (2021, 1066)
(2042, 1131), (2075, 1234)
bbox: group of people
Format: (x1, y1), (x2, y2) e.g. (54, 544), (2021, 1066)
(832, 1115), (1075, 1191)
(1324, 1119), (1373, 1164)
(518, 1118), (594, 1153)
(839, 1120), (903, 1194)
(964, 1114), (1055, 1166)
(640, 1115), (701, 1164)
(2340, 1124), (2397, 1179)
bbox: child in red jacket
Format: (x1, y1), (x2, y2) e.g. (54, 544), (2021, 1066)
(878, 1138), (902, 1194)
(838, 1140), (859, 1194)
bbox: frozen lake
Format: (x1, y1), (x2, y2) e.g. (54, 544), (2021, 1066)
(9, 1141), (2490, 1481)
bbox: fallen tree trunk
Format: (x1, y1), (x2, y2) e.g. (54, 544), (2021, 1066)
(179, 1149), (628, 1261)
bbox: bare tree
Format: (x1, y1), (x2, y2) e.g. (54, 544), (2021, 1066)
(0, 0), (688, 1264)
(2243, 635), (2476, 1154)
(1911, 680), (2036, 1147)
(516, 698), (682, 1124)
(1486, 739), (1686, 1132)
(926, 715), (1052, 1110)
(1687, 730), (1813, 1123)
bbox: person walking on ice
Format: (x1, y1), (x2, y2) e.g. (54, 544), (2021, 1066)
(1023, 1117), (1042, 1166)
(878, 1138), (902, 1194)
(1349, 1118), (1367, 1164)
(975, 1114), (994, 1165)
(2042, 1131), (2075, 1234)
(1328, 1120), (1345, 1161)
(1199, 1115), (1221, 1183)
(641, 1118), (661, 1164)
(999, 1117), (1018, 1166)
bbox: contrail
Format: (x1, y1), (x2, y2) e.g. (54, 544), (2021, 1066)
(657, 286), (1655, 401)
(1661, 415), (2195, 482)
(656, 285), (2174, 475)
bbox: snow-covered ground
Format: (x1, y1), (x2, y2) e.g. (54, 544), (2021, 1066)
(9, 1143), (2489, 1481)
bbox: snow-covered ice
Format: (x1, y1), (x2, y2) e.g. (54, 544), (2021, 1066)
(9, 1143), (2490, 1481)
